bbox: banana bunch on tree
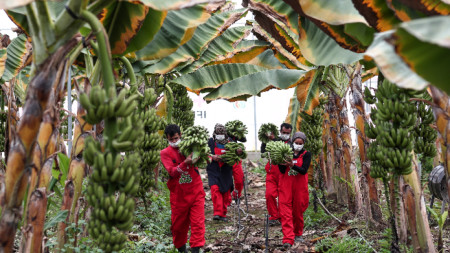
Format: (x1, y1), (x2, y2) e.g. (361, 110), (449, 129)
(221, 142), (247, 165)
(136, 87), (165, 197)
(258, 123), (278, 144)
(300, 107), (324, 156)
(170, 81), (195, 130)
(178, 125), (210, 168)
(265, 141), (293, 165)
(225, 120), (248, 140)
(412, 100), (437, 160)
(365, 80), (418, 179)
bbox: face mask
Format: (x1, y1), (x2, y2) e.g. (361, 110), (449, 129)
(280, 134), (290, 141)
(215, 135), (225, 141)
(169, 139), (181, 148)
(293, 144), (304, 151)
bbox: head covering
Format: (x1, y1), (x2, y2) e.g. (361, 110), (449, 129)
(213, 123), (228, 145)
(292, 131), (307, 143)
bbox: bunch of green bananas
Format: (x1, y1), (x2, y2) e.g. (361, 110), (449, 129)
(365, 80), (418, 178)
(170, 82), (195, 130)
(221, 142), (247, 165)
(265, 141), (293, 165)
(300, 107), (324, 156)
(79, 86), (139, 125)
(82, 88), (143, 252)
(225, 120), (248, 140)
(136, 88), (165, 197)
(179, 125), (210, 168)
(412, 98), (437, 159)
(258, 123), (279, 143)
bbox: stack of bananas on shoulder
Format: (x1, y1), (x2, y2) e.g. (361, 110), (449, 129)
(264, 141), (293, 165)
(82, 86), (143, 252)
(225, 120), (248, 140)
(170, 82), (195, 131)
(258, 123), (278, 144)
(364, 80), (432, 179)
(179, 125), (210, 168)
(221, 142), (247, 165)
(79, 85), (139, 124)
(137, 87), (166, 197)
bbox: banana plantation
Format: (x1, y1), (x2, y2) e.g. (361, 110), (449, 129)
(0, 0), (449, 252)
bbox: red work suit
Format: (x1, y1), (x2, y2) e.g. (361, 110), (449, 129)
(279, 151), (309, 245)
(232, 161), (244, 199)
(160, 145), (206, 249)
(265, 162), (281, 220)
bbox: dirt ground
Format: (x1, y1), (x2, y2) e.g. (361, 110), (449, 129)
(198, 161), (450, 253)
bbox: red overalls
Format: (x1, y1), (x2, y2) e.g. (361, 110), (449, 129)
(279, 152), (309, 245)
(211, 145), (232, 217)
(265, 162), (281, 220)
(160, 146), (206, 249)
(232, 161), (244, 199)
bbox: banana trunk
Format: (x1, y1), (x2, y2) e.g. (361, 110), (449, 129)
(19, 188), (47, 253)
(349, 66), (382, 222)
(0, 39), (78, 252)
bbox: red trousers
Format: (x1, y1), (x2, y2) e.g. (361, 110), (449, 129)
(265, 162), (281, 220)
(232, 161), (244, 199)
(279, 169), (309, 245)
(170, 190), (205, 248)
(211, 185), (232, 217)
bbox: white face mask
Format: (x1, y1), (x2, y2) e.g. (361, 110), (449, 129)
(293, 143), (304, 151)
(280, 134), (290, 141)
(215, 135), (225, 141)
(169, 139), (181, 148)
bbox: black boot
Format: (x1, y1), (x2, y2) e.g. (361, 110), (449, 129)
(177, 244), (187, 253)
(191, 247), (201, 253)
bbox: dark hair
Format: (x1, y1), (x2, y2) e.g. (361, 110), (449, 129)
(164, 124), (181, 138)
(280, 123), (292, 131)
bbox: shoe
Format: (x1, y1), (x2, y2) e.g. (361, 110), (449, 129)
(213, 215), (222, 221)
(268, 219), (280, 226)
(295, 236), (304, 242)
(283, 243), (291, 249)
(177, 244), (187, 253)
(191, 247), (201, 253)
(220, 216), (228, 222)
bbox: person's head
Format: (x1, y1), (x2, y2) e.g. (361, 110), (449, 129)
(291, 132), (306, 151)
(213, 123), (228, 144)
(280, 123), (293, 141)
(164, 124), (181, 148)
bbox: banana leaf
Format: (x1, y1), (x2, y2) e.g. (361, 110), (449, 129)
(285, 87), (303, 132)
(125, 0), (221, 11)
(0, 0), (34, 10)
(244, 49), (287, 69)
(207, 40), (270, 66)
(1, 34), (29, 82)
(387, 0), (427, 21)
(350, 0), (401, 31)
(144, 8), (247, 74)
(397, 0), (450, 15)
(0, 49), (7, 78)
(295, 68), (322, 115)
(135, 4), (214, 60)
(178, 26), (253, 74)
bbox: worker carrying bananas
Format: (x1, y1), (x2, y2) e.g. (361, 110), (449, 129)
(261, 123), (293, 226)
(207, 123), (234, 221)
(278, 132), (311, 248)
(160, 124), (205, 253)
(228, 134), (246, 201)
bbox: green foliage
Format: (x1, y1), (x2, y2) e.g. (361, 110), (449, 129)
(303, 201), (330, 230)
(315, 235), (373, 253)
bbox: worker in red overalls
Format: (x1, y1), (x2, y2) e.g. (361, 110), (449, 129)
(207, 124), (234, 221)
(228, 134), (246, 200)
(260, 123), (292, 226)
(278, 132), (311, 248)
(160, 124), (205, 253)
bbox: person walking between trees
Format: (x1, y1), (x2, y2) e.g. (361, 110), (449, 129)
(261, 123), (293, 225)
(160, 124), (205, 253)
(207, 124), (234, 221)
(228, 134), (246, 200)
(278, 132), (311, 248)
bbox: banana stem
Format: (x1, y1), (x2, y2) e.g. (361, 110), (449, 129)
(34, 0), (55, 46)
(118, 56), (137, 88)
(81, 11), (114, 92)
(26, 4), (48, 65)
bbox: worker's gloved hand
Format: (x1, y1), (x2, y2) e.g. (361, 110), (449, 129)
(211, 154), (221, 162)
(236, 148), (243, 155)
(184, 153), (193, 165)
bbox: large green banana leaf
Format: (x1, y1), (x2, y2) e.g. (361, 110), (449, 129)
(0, 0), (34, 10)
(207, 40), (270, 66)
(144, 8), (247, 74)
(202, 67), (308, 102)
(246, 0), (299, 35)
(295, 68), (322, 115)
(398, 0), (450, 16)
(244, 49), (287, 69)
(0, 49), (7, 78)
(386, 0), (427, 21)
(1, 34), (29, 83)
(177, 26), (253, 74)
(135, 4), (214, 60)
(285, 87), (303, 132)
(349, 0), (401, 31)
(394, 16), (450, 93)
(295, 0), (368, 25)
(126, 0), (221, 11)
